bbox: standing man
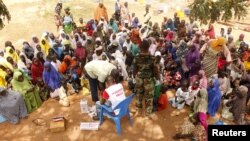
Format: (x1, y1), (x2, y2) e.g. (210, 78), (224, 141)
(84, 60), (117, 102)
(115, 0), (121, 13)
(121, 2), (131, 26)
(133, 39), (159, 119)
(143, 5), (151, 25)
(94, 2), (109, 22)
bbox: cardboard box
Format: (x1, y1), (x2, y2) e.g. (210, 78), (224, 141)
(49, 116), (66, 133)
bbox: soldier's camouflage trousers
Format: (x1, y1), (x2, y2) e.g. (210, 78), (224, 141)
(135, 77), (154, 115)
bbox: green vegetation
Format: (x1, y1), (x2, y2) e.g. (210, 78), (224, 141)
(189, 0), (249, 24)
(0, 0), (11, 30)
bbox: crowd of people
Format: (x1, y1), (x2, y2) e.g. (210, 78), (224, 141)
(0, 0), (250, 140)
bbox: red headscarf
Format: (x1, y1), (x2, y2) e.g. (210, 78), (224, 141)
(130, 28), (141, 45)
(31, 58), (44, 83)
(166, 31), (174, 42)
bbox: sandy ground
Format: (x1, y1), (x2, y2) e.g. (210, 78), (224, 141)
(0, 0), (249, 141)
(0, 81), (193, 141)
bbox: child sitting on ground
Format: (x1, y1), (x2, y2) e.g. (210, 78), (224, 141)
(169, 80), (189, 110)
(157, 85), (168, 111)
(36, 78), (49, 101)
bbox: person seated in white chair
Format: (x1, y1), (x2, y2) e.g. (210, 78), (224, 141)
(93, 76), (126, 120)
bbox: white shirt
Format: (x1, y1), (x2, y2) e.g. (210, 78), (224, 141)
(84, 60), (116, 83)
(104, 83), (126, 114)
(123, 41), (132, 51)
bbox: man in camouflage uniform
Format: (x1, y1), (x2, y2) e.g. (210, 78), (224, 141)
(133, 39), (159, 118)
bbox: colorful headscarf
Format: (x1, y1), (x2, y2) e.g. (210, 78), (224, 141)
(42, 61), (61, 90)
(210, 37), (226, 52)
(4, 46), (19, 62)
(11, 70), (32, 95)
(31, 58), (44, 82)
(58, 55), (76, 74)
(207, 79), (221, 117)
(40, 39), (51, 56)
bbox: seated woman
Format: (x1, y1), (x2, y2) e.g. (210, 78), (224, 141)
(11, 71), (42, 113)
(6, 56), (18, 69)
(0, 87), (28, 124)
(43, 61), (69, 107)
(207, 78), (222, 117)
(0, 60), (13, 87)
(4, 46), (19, 63)
(169, 80), (189, 110)
(36, 78), (49, 101)
(58, 55), (81, 93)
(31, 58), (44, 84)
(19, 52), (32, 69)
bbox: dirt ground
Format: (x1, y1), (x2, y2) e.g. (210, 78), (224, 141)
(0, 81), (193, 141)
(0, 0), (249, 141)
